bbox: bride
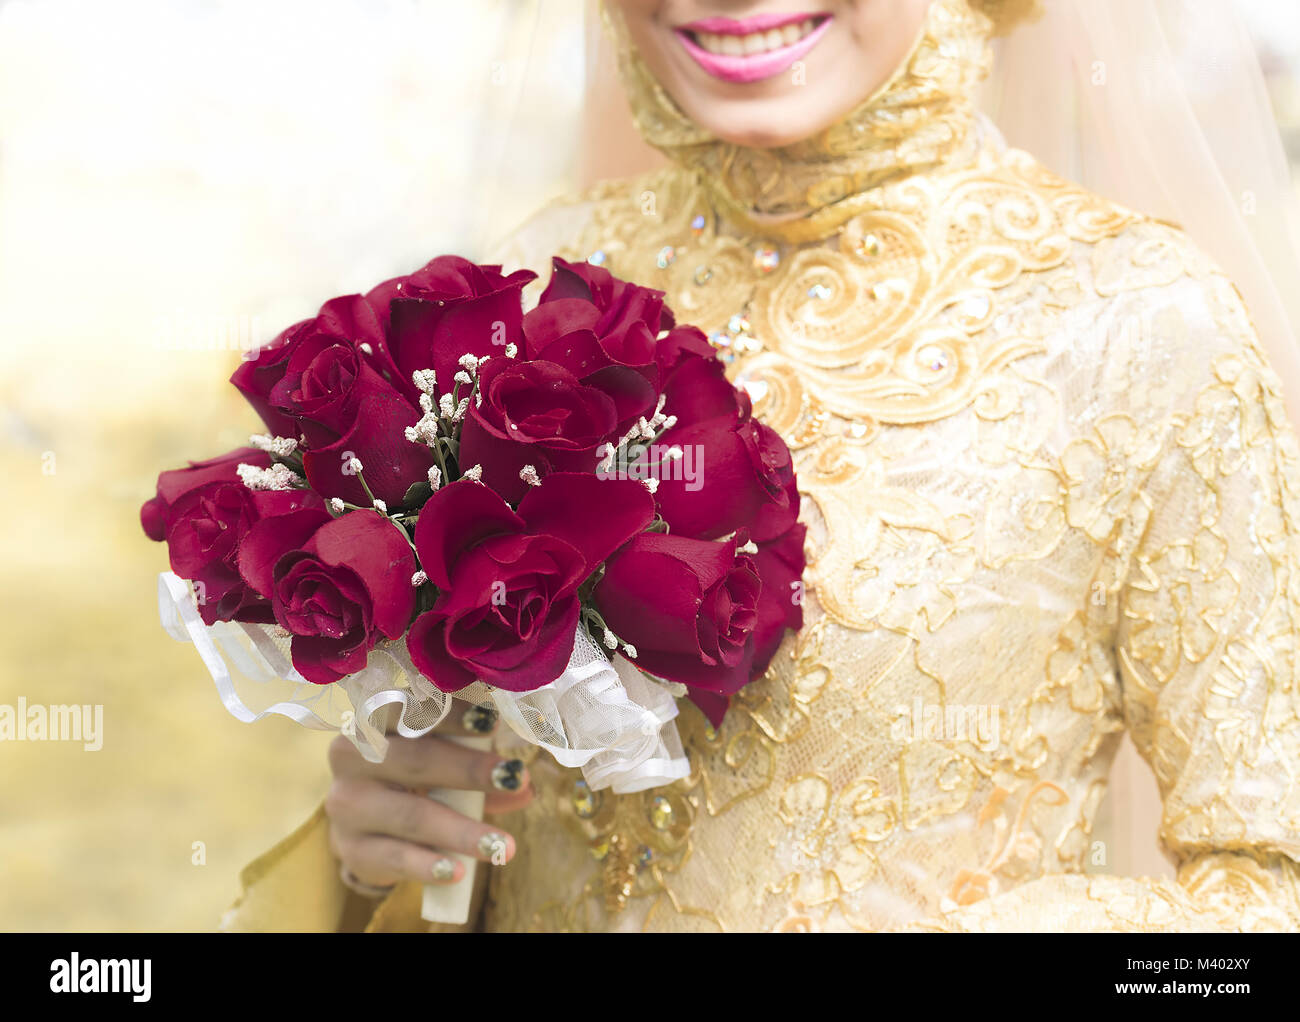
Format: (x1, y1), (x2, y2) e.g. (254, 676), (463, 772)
(221, 0), (1300, 931)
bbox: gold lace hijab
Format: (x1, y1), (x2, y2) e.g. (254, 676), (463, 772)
(601, 0), (1031, 244)
(595, 0), (1300, 433)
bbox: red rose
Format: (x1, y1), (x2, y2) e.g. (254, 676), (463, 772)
(652, 414), (798, 542)
(593, 532), (760, 703)
(658, 341), (747, 426)
(654, 324), (717, 379)
(238, 508), (418, 684)
(370, 256), (535, 405)
(749, 522), (806, 677)
(407, 473), (654, 692)
(297, 390), (435, 509)
(536, 257), (675, 341)
(140, 447), (267, 542)
(263, 296), (393, 444)
(522, 257), (674, 432)
(231, 295), (386, 439)
(458, 358), (620, 504)
(681, 522), (806, 728)
(165, 483), (324, 625)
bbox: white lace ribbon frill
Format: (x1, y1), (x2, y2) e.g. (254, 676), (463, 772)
(157, 571), (690, 793)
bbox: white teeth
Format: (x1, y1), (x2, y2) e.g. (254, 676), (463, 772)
(690, 17), (819, 57)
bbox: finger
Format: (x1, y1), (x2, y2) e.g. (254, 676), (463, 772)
(327, 777), (518, 864)
(485, 783), (536, 815)
(336, 831), (467, 888)
(330, 732), (529, 795)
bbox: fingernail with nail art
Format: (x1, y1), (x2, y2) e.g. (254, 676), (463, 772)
(431, 858), (456, 882)
(478, 831), (509, 863)
(462, 705), (498, 734)
(491, 758), (524, 791)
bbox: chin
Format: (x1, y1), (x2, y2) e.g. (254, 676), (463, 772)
(687, 100), (838, 150)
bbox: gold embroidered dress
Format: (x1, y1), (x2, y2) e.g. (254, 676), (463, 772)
(222, 0), (1300, 932)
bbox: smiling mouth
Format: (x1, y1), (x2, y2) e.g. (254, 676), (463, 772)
(682, 14), (828, 57)
(674, 13), (833, 83)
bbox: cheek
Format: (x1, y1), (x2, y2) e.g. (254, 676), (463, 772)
(614, 0), (670, 69)
(843, 0), (934, 85)
(607, 0), (664, 37)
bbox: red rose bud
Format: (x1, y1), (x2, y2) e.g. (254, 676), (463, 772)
(653, 416), (798, 542)
(458, 358), (620, 504)
(654, 325), (717, 379)
(238, 509), (417, 685)
(300, 389), (436, 507)
(231, 294), (385, 439)
(520, 299), (660, 435)
(141, 447), (269, 543)
(263, 296), (394, 448)
(407, 473), (654, 693)
(658, 347), (747, 426)
(374, 256), (535, 405)
(165, 484), (324, 626)
(527, 258), (672, 432)
(538, 256), (675, 337)
(749, 522), (806, 679)
(594, 532), (760, 697)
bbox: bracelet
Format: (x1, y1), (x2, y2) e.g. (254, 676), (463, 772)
(339, 863), (397, 900)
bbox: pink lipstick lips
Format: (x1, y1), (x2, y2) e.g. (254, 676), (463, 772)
(675, 12), (833, 84)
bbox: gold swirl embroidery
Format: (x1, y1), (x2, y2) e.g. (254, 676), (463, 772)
(471, 0), (1300, 938)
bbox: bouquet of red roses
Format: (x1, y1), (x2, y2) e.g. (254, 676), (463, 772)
(144, 254), (805, 918)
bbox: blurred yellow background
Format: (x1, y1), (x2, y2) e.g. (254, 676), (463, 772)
(1, 0), (1298, 931)
(0, 0), (586, 931)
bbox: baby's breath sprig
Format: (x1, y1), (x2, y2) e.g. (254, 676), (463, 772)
(579, 605), (638, 661)
(403, 359), (482, 491)
(598, 393), (681, 486)
(248, 432), (307, 481)
(236, 462), (305, 492)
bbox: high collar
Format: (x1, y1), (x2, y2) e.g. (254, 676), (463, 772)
(608, 0), (996, 244)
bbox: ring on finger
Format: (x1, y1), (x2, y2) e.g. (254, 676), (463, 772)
(339, 863), (396, 899)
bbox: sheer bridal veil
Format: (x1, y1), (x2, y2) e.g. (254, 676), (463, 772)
(981, 0), (1300, 430)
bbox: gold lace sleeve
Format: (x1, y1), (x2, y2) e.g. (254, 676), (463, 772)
(218, 797), (492, 933)
(914, 271), (1300, 932)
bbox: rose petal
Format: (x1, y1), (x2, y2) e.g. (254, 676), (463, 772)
(412, 479), (525, 589)
(407, 610), (481, 693)
(236, 506), (333, 599)
(516, 471), (655, 573)
(302, 512), (417, 640)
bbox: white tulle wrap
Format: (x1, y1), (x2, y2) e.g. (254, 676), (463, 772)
(157, 570), (689, 794)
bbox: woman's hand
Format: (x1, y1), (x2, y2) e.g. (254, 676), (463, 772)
(325, 702), (534, 891)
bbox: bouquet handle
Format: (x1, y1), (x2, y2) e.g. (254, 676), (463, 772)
(420, 733), (493, 925)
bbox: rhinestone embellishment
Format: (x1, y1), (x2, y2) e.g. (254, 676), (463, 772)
(918, 344), (950, 371)
(753, 246), (780, 273)
(708, 312), (761, 363)
(571, 778), (600, 819)
(855, 233), (883, 258)
(649, 795), (675, 830)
